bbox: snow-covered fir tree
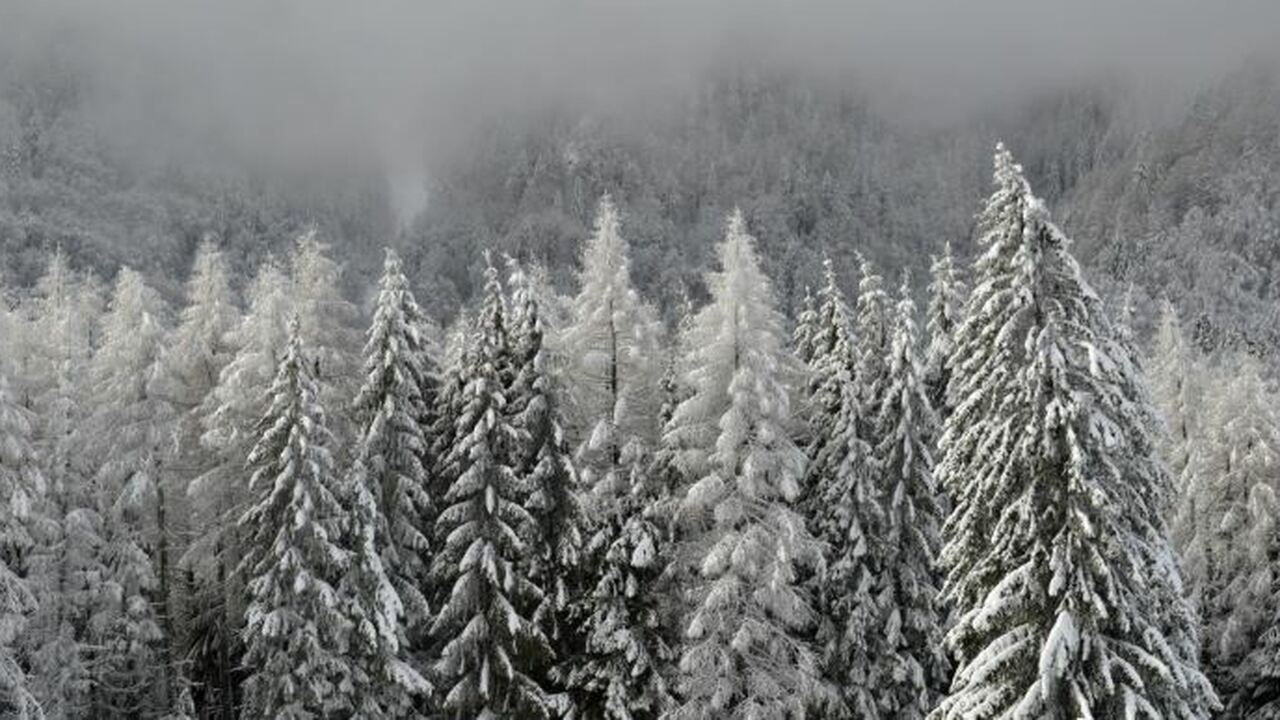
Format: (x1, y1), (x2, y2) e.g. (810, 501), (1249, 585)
(923, 241), (964, 418)
(338, 388), (433, 717)
(290, 228), (362, 443)
(238, 319), (356, 719)
(561, 195), (663, 467)
(159, 240), (240, 497)
(428, 307), (474, 518)
(872, 277), (948, 719)
(187, 259), (291, 717)
(562, 436), (677, 719)
(796, 256), (883, 718)
(161, 240), (240, 428)
(348, 248), (439, 673)
(508, 257), (589, 702)
(672, 210), (823, 719)
(429, 255), (554, 719)
(792, 285), (820, 367)
(1150, 300), (1204, 548)
(84, 267), (173, 717)
(526, 228), (675, 715)
(934, 144), (1215, 719)
(1181, 355), (1280, 694)
(4, 249), (99, 407)
(0, 376), (43, 720)
(854, 252), (892, 429)
(19, 251), (103, 719)
(153, 240), (240, 696)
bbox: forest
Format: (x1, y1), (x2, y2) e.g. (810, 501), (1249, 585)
(4, 1), (1280, 718)
(2, 142), (1277, 718)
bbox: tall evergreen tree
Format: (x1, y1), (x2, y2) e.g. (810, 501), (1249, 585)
(155, 240), (241, 699)
(923, 241), (965, 418)
(793, 257), (882, 717)
(1150, 300), (1204, 553)
(873, 277), (948, 719)
(338, 407), (432, 718)
(188, 259), (291, 718)
(428, 308), (474, 525)
(0, 376), (43, 720)
(85, 268), (172, 717)
(934, 145), (1215, 718)
(349, 248), (439, 673)
(854, 252), (891, 423)
(508, 258), (589, 691)
(561, 195), (663, 468)
(238, 319), (355, 719)
(21, 251), (102, 719)
(1180, 355), (1280, 695)
(429, 255), (553, 719)
(671, 210), (823, 719)
(290, 229), (362, 443)
(792, 285), (820, 368)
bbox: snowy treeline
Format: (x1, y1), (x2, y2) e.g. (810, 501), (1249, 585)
(0, 145), (1266, 719)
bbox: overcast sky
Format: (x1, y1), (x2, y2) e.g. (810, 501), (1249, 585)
(4, 0), (1278, 186)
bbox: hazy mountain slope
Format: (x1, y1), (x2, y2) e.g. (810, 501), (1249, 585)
(3, 58), (1278, 358)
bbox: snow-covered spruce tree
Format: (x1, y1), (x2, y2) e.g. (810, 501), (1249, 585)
(508, 258), (589, 694)
(429, 255), (554, 719)
(188, 259), (291, 717)
(290, 228), (362, 443)
(561, 199), (664, 623)
(238, 318), (355, 719)
(9, 249), (99, 408)
(348, 248), (439, 683)
(159, 240), (240, 493)
(854, 252), (892, 439)
(923, 240), (965, 419)
(792, 285), (820, 367)
(563, 437), (677, 720)
(872, 277), (948, 719)
(795, 256), (883, 718)
(528, 227), (674, 716)
(1183, 355), (1280, 694)
(934, 144), (1215, 718)
(672, 210), (823, 719)
(21, 252), (102, 720)
(84, 267), (172, 717)
(560, 193), (662, 498)
(428, 307), (474, 521)
(338, 405), (433, 719)
(1150, 300), (1204, 549)
(153, 240), (240, 692)
(161, 240), (240, 429)
(0, 376), (43, 720)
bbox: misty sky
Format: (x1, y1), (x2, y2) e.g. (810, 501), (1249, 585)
(4, 0), (1279, 205)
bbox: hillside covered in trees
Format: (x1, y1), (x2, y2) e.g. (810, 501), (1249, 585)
(3, 3), (1280, 717)
(4, 51), (1280, 353)
(2, 137), (1279, 717)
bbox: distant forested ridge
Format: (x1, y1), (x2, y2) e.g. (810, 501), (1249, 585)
(3, 59), (1279, 353)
